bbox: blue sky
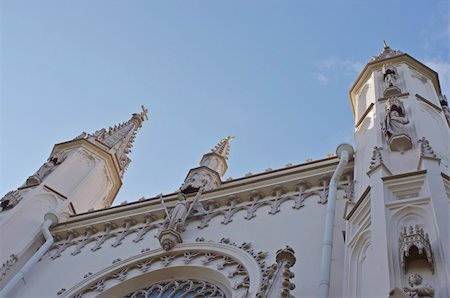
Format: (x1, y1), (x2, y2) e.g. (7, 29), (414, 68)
(1, 0), (449, 205)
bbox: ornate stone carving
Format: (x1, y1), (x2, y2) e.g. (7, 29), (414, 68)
(25, 151), (67, 186)
(403, 273), (434, 297)
(0, 190), (22, 211)
(369, 146), (384, 170)
(399, 225), (434, 274)
(158, 188), (204, 250)
(52, 231), (79, 259)
(48, 179), (349, 258)
(91, 223), (116, 251)
(257, 246), (296, 297)
(0, 254), (18, 281)
(418, 137), (436, 158)
(384, 97), (412, 152)
(72, 239), (263, 297)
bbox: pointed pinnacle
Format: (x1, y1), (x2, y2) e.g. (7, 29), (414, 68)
(383, 40), (389, 49)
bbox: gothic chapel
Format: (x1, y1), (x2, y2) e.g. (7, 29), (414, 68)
(1, 44), (449, 297)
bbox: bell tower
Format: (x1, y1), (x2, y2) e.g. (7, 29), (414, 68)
(0, 106), (148, 286)
(343, 43), (450, 297)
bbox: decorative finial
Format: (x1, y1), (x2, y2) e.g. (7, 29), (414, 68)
(221, 136), (235, 142)
(141, 105), (149, 121)
(383, 40), (389, 49)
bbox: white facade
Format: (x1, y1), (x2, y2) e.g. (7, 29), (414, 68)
(1, 46), (449, 297)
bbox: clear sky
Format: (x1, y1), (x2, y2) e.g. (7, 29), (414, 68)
(1, 0), (449, 205)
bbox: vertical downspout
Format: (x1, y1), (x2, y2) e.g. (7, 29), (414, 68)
(318, 143), (354, 298)
(0, 213), (59, 298)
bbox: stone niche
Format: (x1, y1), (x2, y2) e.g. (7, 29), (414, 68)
(399, 225), (434, 274)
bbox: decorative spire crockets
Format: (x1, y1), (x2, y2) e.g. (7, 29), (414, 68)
(75, 106), (148, 177)
(211, 136), (235, 160)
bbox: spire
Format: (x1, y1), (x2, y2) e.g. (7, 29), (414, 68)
(75, 105), (148, 177)
(180, 136), (235, 193)
(370, 42), (403, 62)
(211, 136), (235, 160)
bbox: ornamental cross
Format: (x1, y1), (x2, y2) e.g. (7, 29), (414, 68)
(221, 136), (235, 143)
(141, 105), (149, 121)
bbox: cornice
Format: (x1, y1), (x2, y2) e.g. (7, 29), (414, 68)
(51, 158), (354, 234)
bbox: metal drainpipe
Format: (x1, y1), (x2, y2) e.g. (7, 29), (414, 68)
(0, 213), (59, 298)
(318, 143), (354, 298)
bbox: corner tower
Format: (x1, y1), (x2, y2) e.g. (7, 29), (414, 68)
(0, 106), (148, 284)
(343, 43), (450, 297)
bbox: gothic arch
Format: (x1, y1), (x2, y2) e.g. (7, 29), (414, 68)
(61, 242), (263, 297)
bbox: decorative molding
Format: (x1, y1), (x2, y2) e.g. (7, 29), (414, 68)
(345, 186), (371, 220)
(64, 239), (267, 297)
(49, 179), (349, 258)
(378, 92), (410, 103)
(415, 93), (442, 112)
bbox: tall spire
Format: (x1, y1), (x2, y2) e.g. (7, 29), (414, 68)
(75, 105), (148, 177)
(211, 136), (235, 160)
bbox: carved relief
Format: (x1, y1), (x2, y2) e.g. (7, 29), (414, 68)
(25, 151), (67, 186)
(403, 273), (434, 297)
(399, 225), (434, 274)
(384, 97), (412, 152)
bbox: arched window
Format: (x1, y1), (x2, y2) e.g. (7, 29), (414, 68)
(124, 279), (225, 298)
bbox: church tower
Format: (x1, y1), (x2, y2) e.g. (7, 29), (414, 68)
(343, 43), (450, 297)
(0, 106), (148, 289)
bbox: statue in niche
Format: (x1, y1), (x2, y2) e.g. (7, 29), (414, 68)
(383, 63), (399, 87)
(403, 273), (434, 297)
(25, 151), (67, 186)
(382, 63), (402, 96)
(383, 97), (412, 151)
